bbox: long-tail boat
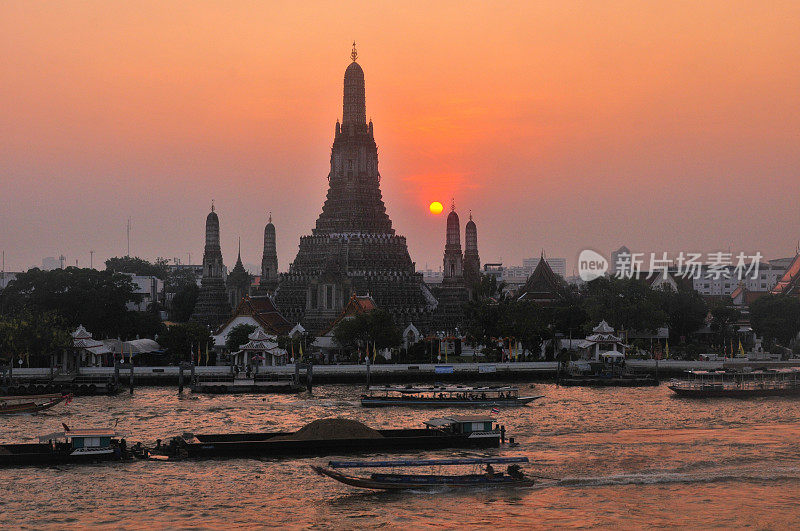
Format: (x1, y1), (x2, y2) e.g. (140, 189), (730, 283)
(312, 456), (545, 490)
(0, 394), (71, 415)
(360, 385), (542, 407)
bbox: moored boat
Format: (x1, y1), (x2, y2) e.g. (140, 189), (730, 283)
(0, 394), (71, 415)
(0, 427), (128, 466)
(669, 368), (800, 398)
(152, 416), (506, 460)
(312, 456), (543, 490)
(360, 385), (542, 407)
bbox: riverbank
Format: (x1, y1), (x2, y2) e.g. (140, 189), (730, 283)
(5, 359), (799, 386)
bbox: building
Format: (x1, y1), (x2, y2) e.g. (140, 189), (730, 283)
(516, 253), (565, 305)
(259, 213), (279, 293)
(123, 273), (163, 312)
(463, 213), (481, 299)
(273, 44), (437, 333)
(227, 238), (251, 309)
(42, 257), (60, 271)
(522, 257), (566, 278)
(693, 261), (787, 297)
(770, 252), (800, 298)
(191, 203), (232, 329)
(213, 295), (295, 350)
(431, 203), (469, 332)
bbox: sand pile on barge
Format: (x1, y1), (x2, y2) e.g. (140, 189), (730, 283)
(273, 418), (383, 441)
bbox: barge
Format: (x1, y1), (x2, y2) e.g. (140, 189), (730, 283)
(156, 416), (505, 459)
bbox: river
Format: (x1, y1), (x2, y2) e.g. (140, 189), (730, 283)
(1, 384), (798, 528)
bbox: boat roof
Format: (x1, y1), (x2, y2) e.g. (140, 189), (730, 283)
(424, 416), (495, 427)
(327, 457), (529, 468)
(37, 428), (118, 441)
(368, 385), (518, 393)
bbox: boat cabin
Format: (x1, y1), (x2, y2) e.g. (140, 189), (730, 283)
(424, 416), (496, 435)
(37, 429), (119, 454)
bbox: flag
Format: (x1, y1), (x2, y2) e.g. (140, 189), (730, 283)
(205, 343), (209, 365)
(665, 340), (669, 360)
(290, 341), (295, 362)
(299, 341), (304, 362)
(738, 340), (745, 357)
(490, 407), (500, 415)
(197, 344), (201, 366)
(373, 341), (377, 363)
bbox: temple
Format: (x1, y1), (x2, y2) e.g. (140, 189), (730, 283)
(227, 237), (251, 309)
(463, 211), (481, 300)
(431, 201), (469, 332)
(259, 213), (279, 293)
(191, 203), (232, 328)
(273, 44), (437, 333)
(516, 252), (565, 304)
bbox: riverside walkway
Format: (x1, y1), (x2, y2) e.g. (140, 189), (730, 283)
(5, 359), (789, 386)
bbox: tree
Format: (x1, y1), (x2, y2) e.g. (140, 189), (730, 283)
(170, 283), (199, 322)
(0, 267), (141, 339)
(0, 309), (72, 366)
(660, 286), (707, 341)
(750, 295), (800, 346)
(157, 322), (212, 363)
(709, 304), (742, 349)
(333, 310), (402, 352)
(225, 324), (258, 352)
(105, 256), (169, 279)
(581, 277), (667, 333)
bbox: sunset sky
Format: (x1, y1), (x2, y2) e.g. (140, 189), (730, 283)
(1, 1), (799, 274)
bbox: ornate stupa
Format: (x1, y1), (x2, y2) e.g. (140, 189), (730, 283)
(259, 212), (279, 293)
(191, 202), (231, 328)
(463, 211), (481, 298)
(432, 201), (469, 332)
(274, 43), (437, 333)
(227, 237), (251, 309)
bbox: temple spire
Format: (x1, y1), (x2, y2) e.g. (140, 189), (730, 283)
(351, 41), (358, 62)
(211, 199), (215, 212)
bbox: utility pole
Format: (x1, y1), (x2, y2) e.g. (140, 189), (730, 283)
(90, 250), (94, 269)
(126, 217), (131, 257)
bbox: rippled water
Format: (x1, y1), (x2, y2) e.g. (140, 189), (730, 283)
(1, 384), (799, 528)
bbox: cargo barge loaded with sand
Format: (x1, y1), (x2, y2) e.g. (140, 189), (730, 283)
(152, 417), (506, 460)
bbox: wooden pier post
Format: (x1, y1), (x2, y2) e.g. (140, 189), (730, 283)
(178, 364), (184, 393)
(306, 363), (313, 393)
(365, 356), (371, 389)
(129, 362), (134, 394)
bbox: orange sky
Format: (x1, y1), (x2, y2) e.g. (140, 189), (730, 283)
(1, 1), (799, 273)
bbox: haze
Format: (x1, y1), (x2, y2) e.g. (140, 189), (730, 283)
(1, 1), (799, 273)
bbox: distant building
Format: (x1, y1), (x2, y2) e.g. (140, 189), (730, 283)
(0, 272), (19, 291)
(770, 252), (800, 298)
(522, 257), (566, 278)
(516, 253), (565, 305)
(227, 238), (252, 309)
(123, 273), (163, 312)
(42, 256), (60, 271)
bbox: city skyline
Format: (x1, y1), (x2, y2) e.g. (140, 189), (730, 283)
(2, 1), (799, 273)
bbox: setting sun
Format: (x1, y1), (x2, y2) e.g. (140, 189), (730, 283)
(429, 201), (443, 215)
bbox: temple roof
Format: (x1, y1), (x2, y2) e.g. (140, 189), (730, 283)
(217, 296), (294, 336)
(320, 294), (378, 336)
(771, 252), (800, 296)
(516, 254), (564, 303)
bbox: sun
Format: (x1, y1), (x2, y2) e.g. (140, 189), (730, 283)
(429, 201), (444, 215)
